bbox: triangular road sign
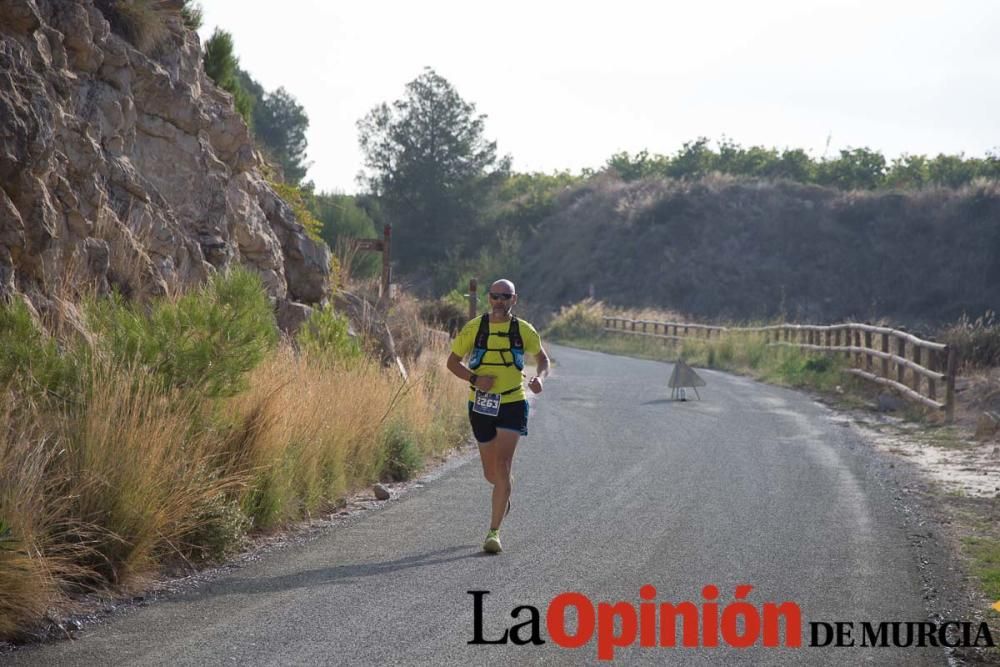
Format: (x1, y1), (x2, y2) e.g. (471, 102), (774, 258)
(668, 359), (706, 400)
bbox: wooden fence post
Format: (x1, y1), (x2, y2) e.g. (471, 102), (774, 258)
(896, 337), (906, 385)
(864, 330), (873, 371)
(927, 349), (938, 402)
(881, 333), (889, 379)
(945, 345), (957, 423)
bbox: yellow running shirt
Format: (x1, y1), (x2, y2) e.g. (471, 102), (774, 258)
(451, 316), (542, 404)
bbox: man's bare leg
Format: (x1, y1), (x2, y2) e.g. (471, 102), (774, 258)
(488, 429), (519, 530)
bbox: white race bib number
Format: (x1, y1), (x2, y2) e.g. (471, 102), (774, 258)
(472, 391), (501, 416)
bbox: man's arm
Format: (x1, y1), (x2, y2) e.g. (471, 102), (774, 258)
(527, 347), (549, 394)
(446, 352), (494, 391)
(534, 347), (550, 379)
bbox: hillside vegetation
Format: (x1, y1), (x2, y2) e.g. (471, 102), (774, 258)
(516, 175), (1000, 327)
(0, 271), (466, 640)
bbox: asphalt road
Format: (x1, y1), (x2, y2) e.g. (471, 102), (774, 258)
(7, 344), (955, 665)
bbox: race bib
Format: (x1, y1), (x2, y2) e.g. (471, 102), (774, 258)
(472, 391), (501, 416)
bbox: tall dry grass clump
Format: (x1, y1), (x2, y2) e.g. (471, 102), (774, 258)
(0, 272), (468, 640)
(222, 340), (466, 530)
(64, 362), (246, 584)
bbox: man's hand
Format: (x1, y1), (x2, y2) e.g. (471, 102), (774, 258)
(474, 375), (495, 392)
(527, 376), (543, 394)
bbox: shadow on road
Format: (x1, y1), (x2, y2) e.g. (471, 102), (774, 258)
(163, 546), (480, 602)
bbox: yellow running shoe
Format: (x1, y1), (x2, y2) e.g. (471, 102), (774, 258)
(483, 529), (502, 553)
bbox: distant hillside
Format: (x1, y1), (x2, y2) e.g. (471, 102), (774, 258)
(519, 175), (1000, 327)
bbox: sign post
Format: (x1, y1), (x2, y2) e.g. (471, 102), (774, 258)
(381, 224), (391, 299)
(349, 224), (392, 299)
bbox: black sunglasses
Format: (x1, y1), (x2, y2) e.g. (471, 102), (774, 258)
(489, 292), (514, 301)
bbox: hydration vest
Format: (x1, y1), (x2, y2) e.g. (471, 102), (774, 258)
(468, 314), (525, 372)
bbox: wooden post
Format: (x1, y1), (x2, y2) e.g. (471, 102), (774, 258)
(825, 330), (831, 348)
(381, 223), (392, 299)
(927, 349), (937, 402)
(945, 345), (957, 423)
(468, 279), (477, 320)
(881, 333), (889, 379)
(863, 330), (873, 371)
(912, 346), (924, 393)
(631, 319), (636, 333)
(643, 321), (648, 335)
(896, 337), (906, 385)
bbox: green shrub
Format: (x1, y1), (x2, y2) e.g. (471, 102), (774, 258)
(271, 182), (324, 242)
(0, 299), (82, 401)
(545, 299), (605, 340)
(86, 268), (277, 397)
(378, 422), (423, 482)
(297, 304), (360, 361)
(804, 356), (833, 372)
(182, 495), (250, 562)
(419, 299), (465, 335)
(203, 28), (254, 125)
(941, 311), (1000, 368)
(180, 1), (202, 30)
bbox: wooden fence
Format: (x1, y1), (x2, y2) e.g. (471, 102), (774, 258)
(603, 317), (957, 421)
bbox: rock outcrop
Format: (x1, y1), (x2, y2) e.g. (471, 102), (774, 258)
(0, 0), (329, 326)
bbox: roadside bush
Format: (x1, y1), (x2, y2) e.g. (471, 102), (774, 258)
(181, 495), (251, 562)
(545, 299), (605, 340)
(85, 268), (277, 398)
(0, 299), (82, 402)
(941, 311), (1000, 368)
(297, 304), (361, 362)
(378, 421), (423, 482)
(420, 299), (465, 335)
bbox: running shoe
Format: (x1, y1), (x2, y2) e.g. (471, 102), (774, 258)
(483, 529), (502, 553)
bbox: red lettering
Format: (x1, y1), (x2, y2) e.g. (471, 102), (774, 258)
(762, 602), (802, 647)
(597, 602), (637, 661)
(547, 593), (595, 648)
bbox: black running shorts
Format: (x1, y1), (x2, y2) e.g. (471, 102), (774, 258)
(467, 400), (529, 443)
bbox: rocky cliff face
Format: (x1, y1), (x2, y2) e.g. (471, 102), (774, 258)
(0, 0), (329, 327)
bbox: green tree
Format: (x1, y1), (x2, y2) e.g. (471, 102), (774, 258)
(769, 148), (815, 182)
(202, 28), (253, 125)
(254, 88), (311, 184)
(816, 147), (887, 190)
(311, 193), (380, 278)
(606, 150), (669, 181)
(357, 67), (509, 278)
(667, 138), (717, 179)
(927, 153), (980, 188)
(885, 154), (930, 189)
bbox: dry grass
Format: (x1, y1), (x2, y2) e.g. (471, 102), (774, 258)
(222, 339), (466, 528)
(0, 335), (467, 639)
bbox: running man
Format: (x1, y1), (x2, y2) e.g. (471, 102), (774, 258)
(446, 279), (549, 553)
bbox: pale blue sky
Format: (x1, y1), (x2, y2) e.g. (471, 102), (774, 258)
(198, 0), (1000, 193)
